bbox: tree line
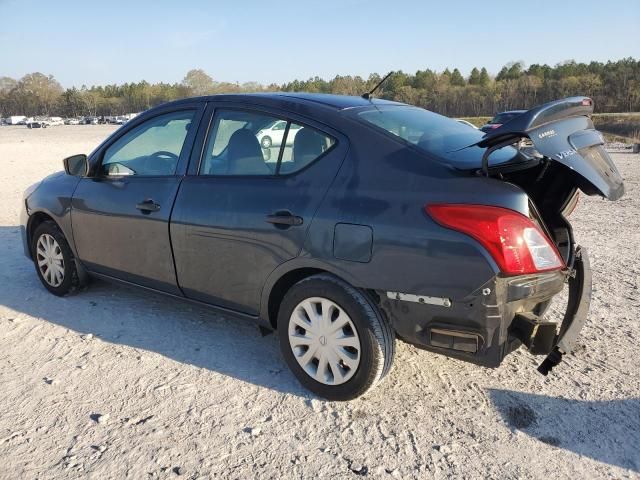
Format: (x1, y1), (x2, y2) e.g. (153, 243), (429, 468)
(1, 58), (638, 119)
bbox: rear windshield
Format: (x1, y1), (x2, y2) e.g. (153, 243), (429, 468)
(356, 105), (518, 167)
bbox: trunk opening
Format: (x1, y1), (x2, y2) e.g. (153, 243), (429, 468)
(500, 160), (577, 267)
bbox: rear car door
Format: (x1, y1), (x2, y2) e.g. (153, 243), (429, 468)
(170, 105), (348, 314)
(71, 103), (204, 294)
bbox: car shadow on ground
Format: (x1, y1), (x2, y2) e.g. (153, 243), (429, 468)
(489, 389), (640, 472)
(0, 226), (309, 397)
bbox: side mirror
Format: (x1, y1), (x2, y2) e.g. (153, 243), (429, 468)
(63, 154), (88, 177)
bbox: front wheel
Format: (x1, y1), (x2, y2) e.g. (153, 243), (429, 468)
(278, 274), (395, 400)
(31, 221), (80, 296)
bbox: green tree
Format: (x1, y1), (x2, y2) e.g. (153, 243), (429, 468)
(468, 68), (481, 85)
(12, 73), (63, 115)
(1, 58), (638, 118)
(181, 69), (214, 96)
(478, 67), (490, 87)
(450, 68), (466, 87)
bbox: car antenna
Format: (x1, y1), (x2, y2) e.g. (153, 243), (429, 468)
(361, 71), (394, 100)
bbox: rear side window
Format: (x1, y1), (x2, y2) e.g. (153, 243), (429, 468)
(280, 122), (334, 174)
(200, 110), (335, 176)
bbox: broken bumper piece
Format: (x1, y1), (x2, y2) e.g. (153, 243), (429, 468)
(538, 246), (592, 375)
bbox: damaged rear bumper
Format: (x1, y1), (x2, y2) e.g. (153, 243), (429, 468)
(537, 246), (591, 374)
(377, 246), (591, 372)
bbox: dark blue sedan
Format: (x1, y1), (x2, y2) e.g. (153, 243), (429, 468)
(20, 93), (624, 400)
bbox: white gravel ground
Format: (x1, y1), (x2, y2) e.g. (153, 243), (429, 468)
(0, 125), (638, 479)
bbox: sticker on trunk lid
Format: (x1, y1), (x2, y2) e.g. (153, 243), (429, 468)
(555, 150), (577, 160)
(538, 129), (557, 139)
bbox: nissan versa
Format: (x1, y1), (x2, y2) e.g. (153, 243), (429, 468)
(20, 93), (624, 400)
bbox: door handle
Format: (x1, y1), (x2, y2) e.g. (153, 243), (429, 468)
(136, 199), (161, 213)
(266, 211), (303, 227)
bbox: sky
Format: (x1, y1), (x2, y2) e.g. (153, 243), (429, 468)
(0, 0), (638, 88)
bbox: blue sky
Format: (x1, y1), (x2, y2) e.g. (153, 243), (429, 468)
(0, 0), (638, 87)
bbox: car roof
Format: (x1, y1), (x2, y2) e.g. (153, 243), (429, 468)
(172, 92), (404, 110)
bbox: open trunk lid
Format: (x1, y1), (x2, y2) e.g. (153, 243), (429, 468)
(475, 96), (624, 201)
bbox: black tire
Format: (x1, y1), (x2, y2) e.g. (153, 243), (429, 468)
(261, 136), (272, 148)
(31, 221), (80, 296)
(277, 274), (395, 401)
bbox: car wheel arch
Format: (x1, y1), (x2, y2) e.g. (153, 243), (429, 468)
(27, 211), (57, 258)
(26, 210), (90, 285)
(262, 261), (364, 329)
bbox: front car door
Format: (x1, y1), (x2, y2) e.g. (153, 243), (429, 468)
(71, 103), (204, 294)
(170, 105), (348, 314)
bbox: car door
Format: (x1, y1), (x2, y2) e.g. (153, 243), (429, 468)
(170, 105), (348, 315)
(71, 103), (204, 294)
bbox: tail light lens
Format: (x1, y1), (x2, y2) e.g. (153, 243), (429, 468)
(426, 204), (564, 275)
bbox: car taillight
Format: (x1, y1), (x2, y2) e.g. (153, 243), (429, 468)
(426, 204), (564, 275)
(490, 124), (502, 129)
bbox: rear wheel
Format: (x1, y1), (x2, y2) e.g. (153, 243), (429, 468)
(31, 221), (80, 296)
(261, 136), (272, 148)
(278, 274), (395, 400)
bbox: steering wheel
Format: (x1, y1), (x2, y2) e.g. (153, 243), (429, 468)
(147, 150), (179, 174)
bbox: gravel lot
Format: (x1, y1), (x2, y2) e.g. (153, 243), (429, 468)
(0, 125), (638, 479)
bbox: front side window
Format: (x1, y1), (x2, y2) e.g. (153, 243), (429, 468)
(102, 110), (195, 176)
(200, 110), (335, 176)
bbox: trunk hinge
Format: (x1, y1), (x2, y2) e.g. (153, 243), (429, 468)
(480, 137), (522, 176)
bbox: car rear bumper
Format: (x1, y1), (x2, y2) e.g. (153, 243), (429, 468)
(377, 247), (591, 371)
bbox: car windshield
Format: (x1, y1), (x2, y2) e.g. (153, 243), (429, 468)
(356, 105), (519, 167)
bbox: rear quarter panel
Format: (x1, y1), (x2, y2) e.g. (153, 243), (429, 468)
(298, 120), (530, 302)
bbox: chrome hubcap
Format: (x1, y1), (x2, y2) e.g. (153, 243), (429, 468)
(288, 297), (361, 385)
(36, 234), (65, 287)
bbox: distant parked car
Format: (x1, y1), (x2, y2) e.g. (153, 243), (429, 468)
(480, 110), (526, 133)
(256, 120), (302, 148)
(64, 118), (80, 125)
(19, 94), (624, 400)
(26, 118), (49, 129)
(48, 117), (64, 126)
(82, 117), (98, 125)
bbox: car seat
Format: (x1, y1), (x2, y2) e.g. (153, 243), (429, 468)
(224, 129), (270, 175)
(284, 128), (325, 173)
